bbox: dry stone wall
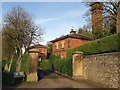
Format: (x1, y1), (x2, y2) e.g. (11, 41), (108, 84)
(83, 52), (119, 88)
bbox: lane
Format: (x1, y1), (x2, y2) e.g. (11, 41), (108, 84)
(38, 69), (64, 79)
(17, 69), (100, 88)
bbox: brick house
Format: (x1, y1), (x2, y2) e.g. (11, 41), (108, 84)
(50, 29), (93, 59)
(29, 44), (47, 59)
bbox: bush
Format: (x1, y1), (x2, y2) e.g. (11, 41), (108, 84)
(67, 33), (120, 59)
(20, 54), (30, 74)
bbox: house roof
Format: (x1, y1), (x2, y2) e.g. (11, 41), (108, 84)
(50, 33), (93, 43)
(29, 44), (47, 49)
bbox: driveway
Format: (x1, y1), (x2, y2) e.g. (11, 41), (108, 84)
(3, 69), (101, 89)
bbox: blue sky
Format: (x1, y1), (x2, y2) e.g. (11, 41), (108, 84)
(2, 2), (89, 45)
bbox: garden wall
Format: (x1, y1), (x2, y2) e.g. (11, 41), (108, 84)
(83, 52), (119, 88)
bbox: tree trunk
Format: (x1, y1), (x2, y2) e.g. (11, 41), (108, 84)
(117, 8), (120, 33)
(4, 63), (9, 72)
(16, 54), (22, 72)
(16, 46), (22, 72)
(8, 54), (14, 72)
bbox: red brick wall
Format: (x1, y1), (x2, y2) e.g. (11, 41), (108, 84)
(70, 38), (90, 48)
(52, 38), (90, 59)
(36, 47), (47, 58)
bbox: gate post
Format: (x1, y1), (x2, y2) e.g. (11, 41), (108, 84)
(27, 48), (39, 82)
(72, 51), (84, 79)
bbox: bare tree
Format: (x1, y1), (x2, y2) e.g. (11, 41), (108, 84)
(103, 2), (120, 33)
(3, 6), (44, 72)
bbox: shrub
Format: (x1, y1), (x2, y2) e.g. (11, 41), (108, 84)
(67, 33), (120, 59)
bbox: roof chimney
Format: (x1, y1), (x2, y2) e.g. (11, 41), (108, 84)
(70, 26), (76, 34)
(91, 2), (103, 33)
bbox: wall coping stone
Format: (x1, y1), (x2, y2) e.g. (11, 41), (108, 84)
(28, 48), (39, 53)
(84, 52), (119, 57)
(72, 51), (83, 55)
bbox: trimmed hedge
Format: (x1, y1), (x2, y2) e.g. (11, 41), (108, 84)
(39, 60), (52, 70)
(10, 58), (17, 72)
(39, 54), (60, 71)
(54, 59), (72, 76)
(2, 54), (30, 74)
(67, 33), (120, 59)
(20, 54), (30, 74)
(39, 55), (72, 76)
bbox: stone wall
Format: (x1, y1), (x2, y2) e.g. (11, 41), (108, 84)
(83, 52), (119, 88)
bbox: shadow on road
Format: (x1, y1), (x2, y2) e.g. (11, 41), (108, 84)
(37, 68), (54, 80)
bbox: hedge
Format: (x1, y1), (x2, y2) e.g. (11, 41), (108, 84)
(39, 54), (60, 70)
(54, 59), (72, 76)
(39, 55), (72, 77)
(20, 54), (30, 74)
(39, 60), (52, 70)
(10, 58), (17, 72)
(67, 33), (120, 59)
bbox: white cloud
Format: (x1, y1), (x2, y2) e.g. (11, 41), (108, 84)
(56, 9), (88, 21)
(63, 10), (84, 18)
(35, 9), (87, 26)
(36, 17), (57, 24)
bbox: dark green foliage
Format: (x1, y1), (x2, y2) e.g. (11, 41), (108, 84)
(54, 59), (72, 76)
(39, 54), (72, 77)
(78, 28), (94, 38)
(10, 58), (17, 72)
(93, 29), (112, 39)
(20, 54), (30, 74)
(67, 33), (120, 59)
(2, 60), (8, 68)
(2, 54), (30, 73)
(39, 54), (59, 70)
(2, 54), (30, 85)
(39, 60), (52, 70)
(93, 29), (103, 39)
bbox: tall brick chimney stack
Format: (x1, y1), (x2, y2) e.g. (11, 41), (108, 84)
(91, 2), (103, 33)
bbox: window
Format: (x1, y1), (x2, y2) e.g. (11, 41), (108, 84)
(55, 43), (58, 49)
(61, 40), (65, 49)
(68, 38), (71, 48)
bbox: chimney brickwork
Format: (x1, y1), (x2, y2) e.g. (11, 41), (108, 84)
(91, 2), (103, 33)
